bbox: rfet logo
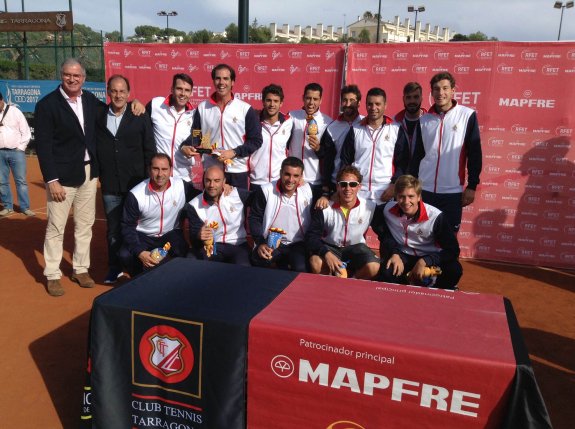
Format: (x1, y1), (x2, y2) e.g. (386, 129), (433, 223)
(411, 64), (427, 74)
(555, 126), (573, 137)
(107, 60), (122, 69)
(353, 51), (368, 60)
(453, 64), (470, 74)
(372, 65), (386, 74)
(271, 355), (294, 378)
(186, 49), (200, 58)
(433, 50), (450, 60)
(306, 63), (321, 73)
(497, 64), (514, 74)
(511, 124), (528, 134)
(289, 49), (304, 59)
(568, 50), (575, 60)
(476, 49), (493, 60)
(393, 50), (408, 60)
(155, 62), (168, 71)
(521, 50), (539, 61)
(542, 64), (559, 75)
(138, 48), (152, 57)
(139, 325), (194, 384)
(326, 421), (366, 429)
(236, 50), (250, 59)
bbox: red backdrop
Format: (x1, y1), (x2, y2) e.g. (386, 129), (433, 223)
(104, 42), (575, 269)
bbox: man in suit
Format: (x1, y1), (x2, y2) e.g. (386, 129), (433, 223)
(35, 58), (103, 296)
(96, 74), (156, 284)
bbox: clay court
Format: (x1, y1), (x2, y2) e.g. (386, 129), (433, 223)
(0, 156), (573, 428)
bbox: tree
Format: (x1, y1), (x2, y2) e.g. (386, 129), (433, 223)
(105, 31), (122, 42)
(363, 11), (373, 20)
(134, 25), (162, 38)
(249, 19), (272, 43)
(450, 33), (469, 41)
(358, 29), (371, 43)
(192, 29), (213, 44)
(451, 31), (498, 42)
(224, 23), (238, 43)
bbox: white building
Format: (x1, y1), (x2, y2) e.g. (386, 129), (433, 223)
(347, 15), (453, 43)
(269, 23), (344, 43)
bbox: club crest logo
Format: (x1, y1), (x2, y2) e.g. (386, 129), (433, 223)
(139, 325), (194, 384)
(56, 13), (67, 29)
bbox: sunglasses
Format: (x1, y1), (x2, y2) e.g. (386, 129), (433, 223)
(338, 181), (360, 188)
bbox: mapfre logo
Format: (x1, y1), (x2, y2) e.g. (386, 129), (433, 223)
(271, 355), (295, 378)
(326, 422), (366, 429)
(139, 325), (194, 384)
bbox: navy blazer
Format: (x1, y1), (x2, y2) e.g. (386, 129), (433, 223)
(35, 86), (103, 187)
(95, 102), (156, 194)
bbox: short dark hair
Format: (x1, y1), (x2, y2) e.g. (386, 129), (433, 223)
(341, 84), (361, 103)
(394, 175), (422, 196)
(211, 64), (236, 81)
(107, 74), (130, 91)
(366, 87), (387, 102)
(403, 82), (422, 95)
(336, 165), (362, 183)
(150, 153), (172, 168)
(172, 73), (194, 89)
(262, 83), (284, 101)
(430, 72), (455, 89)
(304, 82), (323, 97)
(281, 156), (304, 172)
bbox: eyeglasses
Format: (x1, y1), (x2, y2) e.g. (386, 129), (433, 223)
(338, 181), (360, 188)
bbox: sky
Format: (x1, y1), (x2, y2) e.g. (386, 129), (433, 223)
(4, 0), (575, 42)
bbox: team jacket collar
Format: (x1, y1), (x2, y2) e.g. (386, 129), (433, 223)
(389, 200), (429, 223)
(147, 178), (173, 193)
(332, 198), (361, 210)
(208, 92), (236, 106)
(429, 100), (458, 116)
(162, 95), (194, 112)
(359, 114), (393, 127)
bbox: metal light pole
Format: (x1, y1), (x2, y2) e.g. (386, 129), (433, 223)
(157, 11), (178, 37)
(119, 0), (123, 41)
(554, 1), (574, 41)
(407, 5), (425, 42)
(376, 0), (382, 43)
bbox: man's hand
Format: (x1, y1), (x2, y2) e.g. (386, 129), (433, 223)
(131, 99), (146, 116)
(181, 145), (199, 159)
(257, 243), (274, 260)
(138, 250), (158, 268)
(223, 183), (233, 196)
(218, 149), (236, 161)
(308, 135), (320, 152)
(314, 196), (330, 210)
(324, 251), (342, 275)
(47, 181), (66, 202)
(380, 184), (395, 202)
(386, 254), (404, 277)
(407, 258), (427, 282)
(199, 221), (214, 241)
(462, 188), (476, 207)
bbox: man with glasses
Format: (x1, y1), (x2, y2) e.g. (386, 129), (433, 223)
(306, 165), (380, 280)
(321, 84), (363, 198)
(340, 87), (408, 203)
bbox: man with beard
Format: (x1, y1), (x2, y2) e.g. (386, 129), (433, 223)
(321, 84), (363, 197)
(186, 165), (251, 265)
(287, 83), (333, 200)
(146, 73), (196, 181)
(306, 165), (379, 280)
(394, 82), (427, 160)
(340, 87), (408, 203)
(249, 84), (293, 192)
(120, 154), (200, 276)
(181, 64), (262, 189)
(371, 175), (462, 290)
(249, 157), (313, 272)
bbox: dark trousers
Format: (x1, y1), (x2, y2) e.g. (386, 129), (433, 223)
(190, 242), (251, 266)
(251, 241), (307, 272)
(422, 190), (463, 233)
(378, 252), (462, 290)
(225, 172), (249, 190)
(102, 193), (127, 269)
(119, 229), (188, 276)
